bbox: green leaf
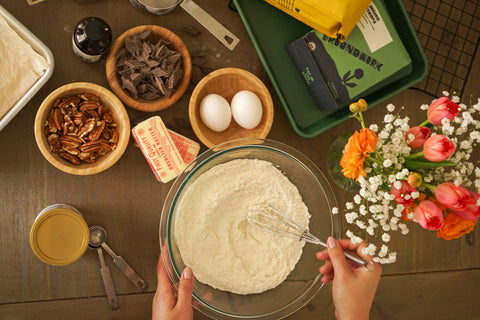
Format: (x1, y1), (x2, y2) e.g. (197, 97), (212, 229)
(404, 159), (455, 170)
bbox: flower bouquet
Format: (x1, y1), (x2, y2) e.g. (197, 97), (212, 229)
(333, 94), (480, 264)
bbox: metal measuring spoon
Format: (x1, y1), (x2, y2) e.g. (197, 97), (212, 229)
(88, 226), (119, 311)
(89, 225), (147, 291)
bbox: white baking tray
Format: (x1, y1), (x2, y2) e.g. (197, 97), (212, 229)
(0, 5), (54, 132)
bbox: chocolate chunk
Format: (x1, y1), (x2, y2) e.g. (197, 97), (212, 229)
(137, 83), (147, 94)
(115, 47), (130, 60)
(139, 91), (160, 100)
(155, 76), (167, 95)
(166, 52), (181, 65)
(122, 77), (138, 98)
(115, 31), (184, 101)
(152, 67), (168, 78)
(136, 30), (152, 40)
(145, 59), (160, 68)
(118, 68), (133, 78)
(124, 36), (137, 57)
(130, 73), (144, 87)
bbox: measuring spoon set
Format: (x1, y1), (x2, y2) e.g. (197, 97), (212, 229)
(88, 225), (147, 310)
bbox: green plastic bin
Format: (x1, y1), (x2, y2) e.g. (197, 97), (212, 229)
(234, 0), (428, 138)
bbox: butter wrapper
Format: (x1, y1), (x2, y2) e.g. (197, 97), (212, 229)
(132, 116), (186, 183)
(168, 129), (200, 165)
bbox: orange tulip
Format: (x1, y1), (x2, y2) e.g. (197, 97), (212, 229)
(340, 128), (378, 181)
(437, 212), (477, 240)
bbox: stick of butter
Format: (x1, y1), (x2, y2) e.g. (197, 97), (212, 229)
(132, 116), (187, 183)
(168, 129), (200, 165)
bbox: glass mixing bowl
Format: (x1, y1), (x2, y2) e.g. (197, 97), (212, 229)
(160, 138), (339, 319)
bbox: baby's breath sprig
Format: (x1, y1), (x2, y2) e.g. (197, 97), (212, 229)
(333, 94), (480, 264)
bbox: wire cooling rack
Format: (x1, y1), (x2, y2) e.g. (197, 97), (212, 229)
(404, 0), (480, 97)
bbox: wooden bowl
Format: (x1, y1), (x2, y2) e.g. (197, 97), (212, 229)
(106, 25), (192, 112)
(34, 82), (130, 175)
(189, 68), (274, 148)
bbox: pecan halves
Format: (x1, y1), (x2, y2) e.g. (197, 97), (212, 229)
(58, 96), (81, 109)
(53, 108), (63, 132)
(80, 138), (112, 154)
(79, 93), (99, 101)
(79, 100), (101, 111)
(88, 120), (106, 142)
(60, 135), (83, 149)
(43, 93), (120, 165)
(60, 151), (81, 165)
(78, 118), (96, 138)
(48, 134), (61, 153)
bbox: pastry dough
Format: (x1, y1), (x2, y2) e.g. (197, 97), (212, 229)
(0, 14), (48, 120)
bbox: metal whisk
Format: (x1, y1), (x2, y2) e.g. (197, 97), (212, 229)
(248, 203), (370, 269)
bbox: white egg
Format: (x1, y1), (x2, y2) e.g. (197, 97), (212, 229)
(231, 90), (263, 129)
(199, 94), (232, 132)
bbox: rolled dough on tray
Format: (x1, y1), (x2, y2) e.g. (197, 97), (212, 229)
(0, 14), (49, 121)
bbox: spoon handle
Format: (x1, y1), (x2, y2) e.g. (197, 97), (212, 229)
(97, 248), (119, 310)
(102, 243), (147, 291)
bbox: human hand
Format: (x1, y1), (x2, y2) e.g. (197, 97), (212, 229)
(317, 237), (382, 320)
(152, 253), (194, 320)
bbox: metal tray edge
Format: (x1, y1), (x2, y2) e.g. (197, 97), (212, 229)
(0, 4), (55, 132)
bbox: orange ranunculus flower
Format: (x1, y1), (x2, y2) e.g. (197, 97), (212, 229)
(437, 212), (477, 240)
(340, 128), (378, 180)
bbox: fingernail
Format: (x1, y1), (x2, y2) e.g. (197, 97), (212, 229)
(327, 237), (337, 248)
(183, 267), (193, 279)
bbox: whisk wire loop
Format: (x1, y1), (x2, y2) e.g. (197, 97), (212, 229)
(248, 203), (322, 245)
(248, 203), (371, 269)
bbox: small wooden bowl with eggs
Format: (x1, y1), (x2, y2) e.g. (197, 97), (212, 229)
(189, 68), (274, 148)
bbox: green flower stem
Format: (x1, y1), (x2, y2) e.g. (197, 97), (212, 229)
(422, 182), (436, 191)
(359, 112), (366, 129)
(406, 151), (424, 160)
(368, 156), (383, 165)
(351, 112), (366, 129)
(374, 150), (384, 162)
(404, 159), (455, 170)
(418, 119), (430, 127)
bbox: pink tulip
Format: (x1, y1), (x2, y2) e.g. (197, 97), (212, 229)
(453, 191), (480, 220)
(427, 96), (460, 125)
(406, 126), (431, 149)
(414, 200), (444, 230)
(434, 182), (470, 211)
(423, 135), (455, 161)
(391, 180), (417, 206)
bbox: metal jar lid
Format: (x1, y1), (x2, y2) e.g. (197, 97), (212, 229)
(30, 204), (89, 266)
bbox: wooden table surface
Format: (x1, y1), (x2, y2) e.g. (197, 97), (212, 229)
(0, 1), (479, 319)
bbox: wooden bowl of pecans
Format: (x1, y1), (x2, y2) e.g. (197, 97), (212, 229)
(105, 25), (192, 112)
(34, 82), (130, 175)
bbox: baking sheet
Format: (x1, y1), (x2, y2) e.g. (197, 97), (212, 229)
(0, 5), (54, 132)
(233, 0), (427, 138)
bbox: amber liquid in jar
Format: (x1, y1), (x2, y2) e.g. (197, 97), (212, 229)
(72, 17), (112, 62)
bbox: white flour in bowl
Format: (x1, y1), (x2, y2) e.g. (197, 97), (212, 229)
(175, 158), (310, 294)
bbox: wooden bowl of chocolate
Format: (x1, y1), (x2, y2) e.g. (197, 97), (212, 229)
(106, 25), (192, 112)
(34, 82), (130, 175)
